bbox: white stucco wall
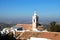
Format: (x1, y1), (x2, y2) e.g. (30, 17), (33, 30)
(30, 37), (51, 40)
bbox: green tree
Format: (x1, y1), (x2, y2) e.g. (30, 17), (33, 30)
(47, 21), (60, 32)
(50, 21), (56, 27)
(50, 21), (56, 32)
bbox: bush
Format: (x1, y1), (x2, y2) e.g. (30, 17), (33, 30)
(48, 21), (60, 32)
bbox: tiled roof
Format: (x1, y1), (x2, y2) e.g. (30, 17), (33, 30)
(16, 32), (60, 40)
(16, 24), (43, 31)
(38, 32), (60, 40)
(16, 24), (32, 30)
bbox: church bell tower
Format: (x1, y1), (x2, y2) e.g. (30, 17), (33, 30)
(32, 11), (39, 31)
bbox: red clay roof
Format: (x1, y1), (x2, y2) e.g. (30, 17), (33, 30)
(16, 24), (60, 40)
(16, 32), (60, 40)
(16, 24), (32, 30)
(16, 24), (43, 31)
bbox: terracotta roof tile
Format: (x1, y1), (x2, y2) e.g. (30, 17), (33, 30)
(16, 24), (32, 30)
(16, 32), (60, 40)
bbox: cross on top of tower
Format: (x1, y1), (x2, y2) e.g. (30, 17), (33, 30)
(34, 11), (37, 16)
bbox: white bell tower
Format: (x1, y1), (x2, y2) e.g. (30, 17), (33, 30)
(32, 11), (39, 31)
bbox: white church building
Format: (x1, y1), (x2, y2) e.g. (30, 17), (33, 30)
(16, 11), (44, 31)
(1, 11), (45, 35)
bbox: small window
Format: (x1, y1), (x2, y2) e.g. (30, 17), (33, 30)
(17, 27), (23, 31)
(34, 19), (35, 22)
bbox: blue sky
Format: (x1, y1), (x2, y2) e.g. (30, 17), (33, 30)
(0, 0), (60, 19)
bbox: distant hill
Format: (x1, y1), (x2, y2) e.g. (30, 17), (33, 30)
(0, 17), (60, 24)
(0, 23), (15, 31)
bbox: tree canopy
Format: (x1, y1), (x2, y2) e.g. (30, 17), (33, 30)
(48, 21), (60, 32)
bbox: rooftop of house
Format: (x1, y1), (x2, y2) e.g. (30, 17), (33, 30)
(16, 32), (60, 40)
(16, 24), (32, 30)
(16, 24), (44, 31)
